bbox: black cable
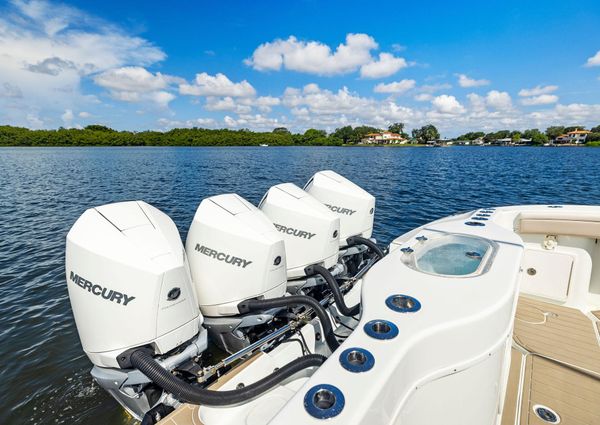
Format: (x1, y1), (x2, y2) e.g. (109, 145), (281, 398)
(280, 338), (307, 356)
(131, 350), (326, 406)
(297, 331), (312, 355)
(238, 296), (340, 352)
(304, 264), (360, 317)
(346, 235), (385, 259)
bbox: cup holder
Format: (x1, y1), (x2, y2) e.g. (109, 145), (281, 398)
(304, 384), (345, 419)
(465, 221), (485, 227)
(386, 294), (421, 313)
(364, 319), (398, 340)
(339, 347), (375, 372)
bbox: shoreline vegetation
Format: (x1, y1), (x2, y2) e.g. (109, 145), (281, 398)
(1, 123), (600, 147)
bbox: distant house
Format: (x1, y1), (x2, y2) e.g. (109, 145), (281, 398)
(568, 129), (591, 144)
(495, 137), (512, 145)
(555, 129), (591, 144)
(361, 131), (407, 145)
(554, 134), (570, 144)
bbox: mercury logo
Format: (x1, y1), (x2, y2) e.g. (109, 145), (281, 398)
(69, 271), (135, 306)
(195, 244), (252, 268)
(273, 223), (316, 239)
(325, 204), (356, 216)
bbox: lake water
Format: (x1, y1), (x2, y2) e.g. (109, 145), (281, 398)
(1, 146), (600, 424)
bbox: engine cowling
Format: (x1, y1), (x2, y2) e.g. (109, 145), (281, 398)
(304, 170), (375, 243)
(186, 193), (287, 317)
(260, 183), (340, 279)
(66, 201), (201, 369)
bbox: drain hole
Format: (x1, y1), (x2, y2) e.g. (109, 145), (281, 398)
(313, 389), (336, 410)
(346, 350), (367, 366)
(534, 405), (559, 423)
(371, 321), (391, 334)
(390, 295), (415, 310)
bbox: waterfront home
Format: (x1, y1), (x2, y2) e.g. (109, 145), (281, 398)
(361, 131), (407, 145)
(568, 129), (591, 144)
(555, 129), (591, 144)
(494, 137), (512, 145)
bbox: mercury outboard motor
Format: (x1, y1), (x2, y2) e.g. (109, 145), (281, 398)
(66, 201), (205, 419)
(186, 193), (288, 352)
(304, 170), (375, 243)
(259, 183), (340, 279)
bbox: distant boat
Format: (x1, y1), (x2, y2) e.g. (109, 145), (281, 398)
(260, 144), (269, 147)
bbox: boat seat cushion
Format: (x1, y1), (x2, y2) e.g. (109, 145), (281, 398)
(517, 216), (600, 238)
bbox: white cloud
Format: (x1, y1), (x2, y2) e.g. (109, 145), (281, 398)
(360, 53), (408, 78)
(585, 50), (600, 67)
(521, 94), (559, 106)
(431, 95), (465, 115)
(391, 43), (406, 52)
(486, 90), (512, 110)
(414, 93), (433, 102)
(61, 108), (74, 124)
(179, 73), (256, 97)
(245, 33), (381, 76)
(204, 95), (280, 114)
(223, 114), (282, 130)
(419, 83), (452, 93)
(157, 117), (217, 129)
(205, 97), (252, 114)
(374, 79), (416, 94)
(93, 66), (180, 106)
(0, 0), (166, 127)
(457, 74), (490, 88)
(252, 96), (281, 112)
(281, 83), (421, 130)
(0, 83), (23, 98)
(518, 85), (558, 97)
(94, 67), (179, 92)
(467, 93), (487, 112)
(78, 111), (91, 118)
(529, 103), (600, 125)
(26, 113), (44, 128)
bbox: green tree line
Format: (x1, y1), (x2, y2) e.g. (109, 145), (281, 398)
(0, 122), (414, 147)
(2, 122), (599, 147)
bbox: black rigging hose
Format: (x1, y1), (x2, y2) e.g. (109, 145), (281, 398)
(238, 296), (340, 352)
(346, 235), (385, 259)
(131, 350), (326, 406)
(304, 264), (360, 317)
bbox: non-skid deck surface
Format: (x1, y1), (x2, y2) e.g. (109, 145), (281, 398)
(514, 296), (600, 375)
(521, 355), (600, 425)
(505, 296), (600, 425)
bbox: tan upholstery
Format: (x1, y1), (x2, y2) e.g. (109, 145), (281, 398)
(519, 218), (600, 238)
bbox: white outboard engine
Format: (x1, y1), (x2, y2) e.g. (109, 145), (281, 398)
(186, 194), (288, 352)
(259, 183), (340, 279)
(304, 170), (375, 243)
(186, 193), (287, 316)
(66, 201), (205, 419)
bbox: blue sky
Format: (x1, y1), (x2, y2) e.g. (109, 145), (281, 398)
(1, 0), (600, 136)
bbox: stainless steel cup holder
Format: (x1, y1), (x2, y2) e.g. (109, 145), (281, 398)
(364, 319), (399, 340)
(339, 347), (375, 373)
(304, 384), (345, 419)
(386, 295), (421, 313)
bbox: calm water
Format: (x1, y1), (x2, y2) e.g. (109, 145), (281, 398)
(1, 146), (600, 424)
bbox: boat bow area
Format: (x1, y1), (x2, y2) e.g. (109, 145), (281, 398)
(158, 205), (600, 425)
